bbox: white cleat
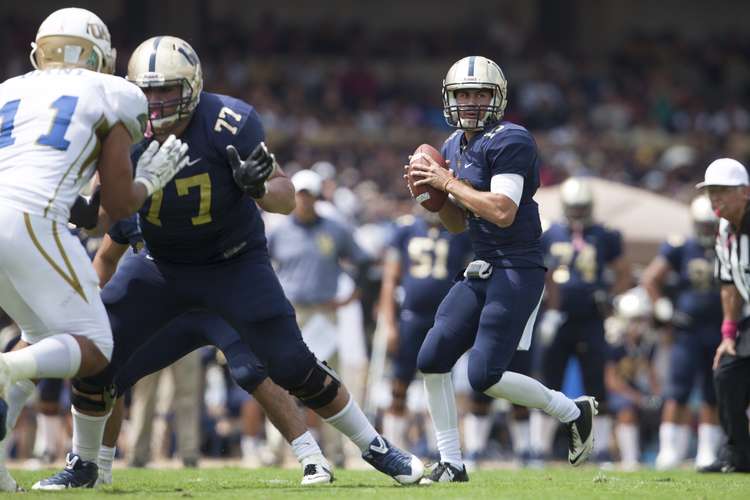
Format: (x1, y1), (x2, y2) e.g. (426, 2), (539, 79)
(567, 396), (598, 467)
(300, 454), (333, 485)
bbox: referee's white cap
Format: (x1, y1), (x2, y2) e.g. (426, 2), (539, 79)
(696, 158), (749, 189)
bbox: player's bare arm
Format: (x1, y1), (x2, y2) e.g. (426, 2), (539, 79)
(92, 234), (129, 287)
(378, 250), (402, 353)
(257, 162), (296, 214)
(610, 255), (632, 295)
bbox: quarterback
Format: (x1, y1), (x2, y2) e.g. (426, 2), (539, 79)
(408, 56), (597, 482)
(0, 8), (188, 492)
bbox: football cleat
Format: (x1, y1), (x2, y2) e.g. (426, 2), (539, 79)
(567, 396), (599, 467)
(32, 453), (98, 490)
(567, 396), (598, 467)
(361, 436), (424, 485)
(300, 454), (333, 485)
(419, 462), (469, 484)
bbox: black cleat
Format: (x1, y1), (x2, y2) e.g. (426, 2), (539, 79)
(567, 396), (598, 467)
(419, 462), (469, 484)
(32, 453), (98, 490)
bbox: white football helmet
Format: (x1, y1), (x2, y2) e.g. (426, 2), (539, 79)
(614, 287), (652, 320)
(30, 8), (116, 74)
(560, 177), (594, 227)
(442, 56), (508, 130)
(690, 195), (719, 248)
(127, 36), (203, 133)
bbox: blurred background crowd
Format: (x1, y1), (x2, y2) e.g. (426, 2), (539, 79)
(0, 0), (747, 472)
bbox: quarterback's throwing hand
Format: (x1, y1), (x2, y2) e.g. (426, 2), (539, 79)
(134, 135), (189, 196)
(227, 142), (277, 199)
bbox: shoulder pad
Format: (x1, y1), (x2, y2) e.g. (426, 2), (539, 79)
(99, 75), (148, 143)
(666, 234), (686, 247)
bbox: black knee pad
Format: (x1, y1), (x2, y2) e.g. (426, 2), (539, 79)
(72, 377), (116, 413)
(289, 360), (341, 409)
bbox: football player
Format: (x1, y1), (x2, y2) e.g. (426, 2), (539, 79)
(604, 288), (660, 471)
(379, 211), (473, 450)
(0, 8), (188, 492)
(533, 177), (631, 463)
(36, 36), (423, 489)
(407, 56), (597, 483)
(85, 214), (331, 485)
(642, 195), (722, 469)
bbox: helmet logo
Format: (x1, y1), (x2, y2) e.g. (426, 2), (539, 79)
(86, 23), (110, 42)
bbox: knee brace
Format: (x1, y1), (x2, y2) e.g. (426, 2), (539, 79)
(72, 377), (116, 413)
(289, 360), (341, 409)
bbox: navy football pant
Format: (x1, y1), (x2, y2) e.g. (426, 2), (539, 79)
(664, 328), (719, 405)
(87, 251), (317, 396)
(417, 267), (545, 393)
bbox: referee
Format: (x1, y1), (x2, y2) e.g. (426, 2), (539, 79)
(698, 158), (750, 473)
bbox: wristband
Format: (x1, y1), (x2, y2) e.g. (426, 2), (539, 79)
(721, 319), (738, 340)
(443, 178), (455, 192)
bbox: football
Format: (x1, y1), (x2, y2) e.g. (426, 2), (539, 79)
(407, 143), (448, 212)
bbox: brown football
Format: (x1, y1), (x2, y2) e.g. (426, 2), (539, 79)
(407, 143), (448, 212)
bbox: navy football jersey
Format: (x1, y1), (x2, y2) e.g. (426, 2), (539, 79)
(542, 222), (623, 316)
(660, 236), (722, 328)
(108, 214), (144, 252)
(441, 121), (544, 268)
(390, 216), (474, 314)
(135, 92), (267, 264)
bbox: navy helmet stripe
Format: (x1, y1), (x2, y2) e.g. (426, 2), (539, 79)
(148, 36), (164, 72)
(468, 56), (475, 76)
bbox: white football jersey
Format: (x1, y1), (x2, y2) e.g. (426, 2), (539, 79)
(0, 68), (147, 223)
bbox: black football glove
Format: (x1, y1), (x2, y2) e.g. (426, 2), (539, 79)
(227, 142), (276, 199)
(68, 185), (101, 230)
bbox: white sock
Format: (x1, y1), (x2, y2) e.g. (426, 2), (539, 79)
(97, 445), (116, 473)
(0, 380), (35, 465)
(463, 413), (491, 455)
(382, 413), (409, 450)
(675, 424), (690, 461)
(510, 419), (531, 456)
(71, 407), (110, 462)
(484, 371), (580, 423)
(696, 423), (722, 467)
(290, 431), (323, 462)
(423, 373), (462, 467)
(34, 413), (62, 458)
(5, 380), (34, 436)
(594, 415), (613, 456)
(529, 410), (556, 455)
(323, 396), (378, 453)
(615, 423), (639, 467)
(241, 435), (261, 459)
(4, 335), (81, 380)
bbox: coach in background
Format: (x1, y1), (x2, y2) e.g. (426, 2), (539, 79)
(698, 158), (750, 473)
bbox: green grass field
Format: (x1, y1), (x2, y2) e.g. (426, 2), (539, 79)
(7, 466), (750, 499)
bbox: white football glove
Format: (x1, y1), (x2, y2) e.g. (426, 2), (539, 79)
(538, 309), (566, 347)
(134, 135), (189, 196)
(653, 297), (674, 323)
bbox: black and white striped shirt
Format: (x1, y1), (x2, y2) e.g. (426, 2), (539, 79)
(715, 215), (750, 302)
